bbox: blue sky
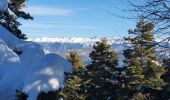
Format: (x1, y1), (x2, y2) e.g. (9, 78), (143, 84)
(20, 0), (136, 38)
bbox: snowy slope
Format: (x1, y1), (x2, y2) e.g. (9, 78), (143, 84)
(0, 25), (72, 100)
(0, 39), (20, 64)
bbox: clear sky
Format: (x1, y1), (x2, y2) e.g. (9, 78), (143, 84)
(20, 0), (137, 38)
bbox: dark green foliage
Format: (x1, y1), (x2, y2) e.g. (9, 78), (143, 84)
(162, 58), (170, 99)
(0, 0), (33, 40)
(127, 0), (170, 41)
(59, 75), (85, 100)
(123, 19), (166, 98)
(66, 51), (85, 73)
(15, 89), (28, 100)
(89, 39), (118, 78)
(84, 38), (119, 99)
(37, 90), (62, 100)
(59, 51), (85, 99)
(131, 92), (146, 100)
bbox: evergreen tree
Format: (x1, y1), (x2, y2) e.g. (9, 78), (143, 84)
(66, 51), (85, 73)
(59, 51), (85, 100)
(37, 90), (62, 100)
(84, 38), (119, 99)
(126, 0), (170, 42)
(123, 19), (166, 98)
(15, 90), (28, 100)
(162, 58), (170, 99)
(0, 0), (33, 40)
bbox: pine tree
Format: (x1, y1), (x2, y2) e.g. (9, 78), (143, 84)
(59, 51), (85, 100)
(66, 51), (85, 73)
(37, 90), (62, 100)
(15, 90), (28, 100)
(123, 19), (166, 98)
(162, 58), (170, 99)
(84, 38), (119, 99)
(0, 0), (33, 40)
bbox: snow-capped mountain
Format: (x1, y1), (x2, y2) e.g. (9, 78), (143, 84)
(29, 37), (124, 45)
(30, 37), (128, 65)
(30, 37), (127, 54)
(31, 37), (170, 65)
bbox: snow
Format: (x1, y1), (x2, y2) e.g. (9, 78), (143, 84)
(0, 25), (72, 100)
(22, 54), (71, 100)
(0, 39), (20, 64)
(0, 26), (23, 48)
(29, 37), (123, 45)
(0, 0), (7, 11)
(30, 37), (170, 46)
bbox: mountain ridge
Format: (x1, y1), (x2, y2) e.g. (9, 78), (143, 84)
(29, 37), (124, 45)
(30, 37), (170, 65)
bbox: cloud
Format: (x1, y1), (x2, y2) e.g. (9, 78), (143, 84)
(24, 6), (74, 16)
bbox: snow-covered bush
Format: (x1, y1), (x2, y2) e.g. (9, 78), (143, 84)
(0, 25), (72, 100)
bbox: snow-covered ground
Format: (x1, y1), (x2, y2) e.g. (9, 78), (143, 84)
(0, 25), (72, 100)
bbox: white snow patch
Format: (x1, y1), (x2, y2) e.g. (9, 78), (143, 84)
(0, 39), (20, 64)
(0, 25), (72, 100)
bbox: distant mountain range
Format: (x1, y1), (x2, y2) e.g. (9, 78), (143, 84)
(30, 37), (170, 65)
(29, 37), (124, 44)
